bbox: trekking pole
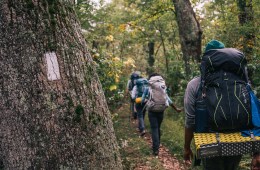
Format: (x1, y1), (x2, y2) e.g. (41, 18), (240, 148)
(129, 99), (131, 124)
(128, 92), (132, 124)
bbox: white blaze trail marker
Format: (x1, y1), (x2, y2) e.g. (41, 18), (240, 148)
(45, 52), (61, 81)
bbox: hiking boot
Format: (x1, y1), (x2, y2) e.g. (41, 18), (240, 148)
(133, 112), (137, 119)
(140, 130), (146, 137)
(153, 150), (159, 156)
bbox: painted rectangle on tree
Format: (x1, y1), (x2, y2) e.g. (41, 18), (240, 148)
(45, 52), (61, 81)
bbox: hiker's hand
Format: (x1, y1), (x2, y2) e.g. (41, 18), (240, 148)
(175, 108), (182, 113)
(170, 104), (182, 113)
(183, 147), (193, 162)
(123, 94), (128, 100)
(123, 91), (129, 99)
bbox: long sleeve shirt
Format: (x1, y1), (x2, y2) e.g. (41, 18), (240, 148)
(126, 80), (131, 90)
(131, 85), (138, 100)
(184, 76), (201, 129)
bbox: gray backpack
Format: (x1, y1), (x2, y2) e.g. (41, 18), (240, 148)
(145, 76), (168, 112)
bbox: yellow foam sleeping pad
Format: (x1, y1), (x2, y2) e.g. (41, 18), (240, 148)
(135, 97), (142, 104)
(194, 132), (260, 159)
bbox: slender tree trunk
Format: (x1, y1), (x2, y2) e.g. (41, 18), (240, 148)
(172, 0), (202, 75)
(0, 0), (122, 169)
(237, 0), (255, 62)
(236, 0), (255, 84)
(147, 42), (155, 75)
(158, 27), (169, 73)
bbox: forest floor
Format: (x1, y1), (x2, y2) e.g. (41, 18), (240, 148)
(113, 103), (188, 170)
(113, 102), (252, 170)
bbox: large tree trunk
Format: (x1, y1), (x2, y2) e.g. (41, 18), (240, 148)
(172, 0), (202, 75)
(0, 0), (122, 169)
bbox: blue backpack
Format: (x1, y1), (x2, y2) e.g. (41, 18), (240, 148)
(136, 78), (148, 97)
(242, 86), (260, 137)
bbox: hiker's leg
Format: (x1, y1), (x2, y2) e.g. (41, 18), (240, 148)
(130, 100), (133, 115)
(133, 102), (137, 119)
(136, 104), (144, 132)
(157, 112), (164, 144)
(202, 155), (241, 170)
(148, 111), (160, 153)
(130, 99), (137, 119)
(140, 105), (146, 135)
(224, 155), (242, 170)
(202, 156), (225, 170)
(142, 107), (146, 122)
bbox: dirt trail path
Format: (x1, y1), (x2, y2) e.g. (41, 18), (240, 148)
(130, 120), (186, 170)
(114, 103), (188, 170)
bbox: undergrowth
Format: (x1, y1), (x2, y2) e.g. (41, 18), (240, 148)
(113, 103), (252, 170)
(113, 103), (164, 170)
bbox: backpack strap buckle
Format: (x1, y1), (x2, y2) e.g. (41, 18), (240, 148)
(250, 130), (256, 141)
(202, 87), (206, 97)
(215, 132), (220, 143)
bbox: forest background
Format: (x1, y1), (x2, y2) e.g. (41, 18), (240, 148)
(76, 0), (259, 169)
(0, 0), (258, 169)
(76, 0), (259, 109)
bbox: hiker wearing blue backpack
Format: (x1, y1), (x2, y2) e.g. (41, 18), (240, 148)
(184, 40), (246, 170)
(131, 76), (149, 136)
(142, 73), (182, 156)
(126, 71), (140, 120)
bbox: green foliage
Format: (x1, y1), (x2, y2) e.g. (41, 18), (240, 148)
(161, 113), (185, 158)
(200, 0), (260, 92)
(76, 0), (149, 110)
(90, 47), (126, 110)
(76, 0), (260, 110)
(75, 0), (260, 168)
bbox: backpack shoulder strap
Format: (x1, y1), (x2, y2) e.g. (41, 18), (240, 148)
(148, 87), (152, 100)
(195, 81), (203, 99)
(200, 62), (207, 97)
(244, 66), (250, 85)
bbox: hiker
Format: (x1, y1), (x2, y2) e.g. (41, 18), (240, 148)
(142, 73), (182, 156)
(131, 76), (148, 136)
(251, 152), (260, 170)
(184, 40), (245, 169)
(126, 71), (140, 119)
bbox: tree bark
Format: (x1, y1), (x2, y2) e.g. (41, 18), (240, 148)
(147, 41), (155, 75)
(172, 0), (202, 75)
(236, 0), (255, 62)
(157, 26), (169, 74)
(0, 0), (122, 169)
(236, 0), (255, 83)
